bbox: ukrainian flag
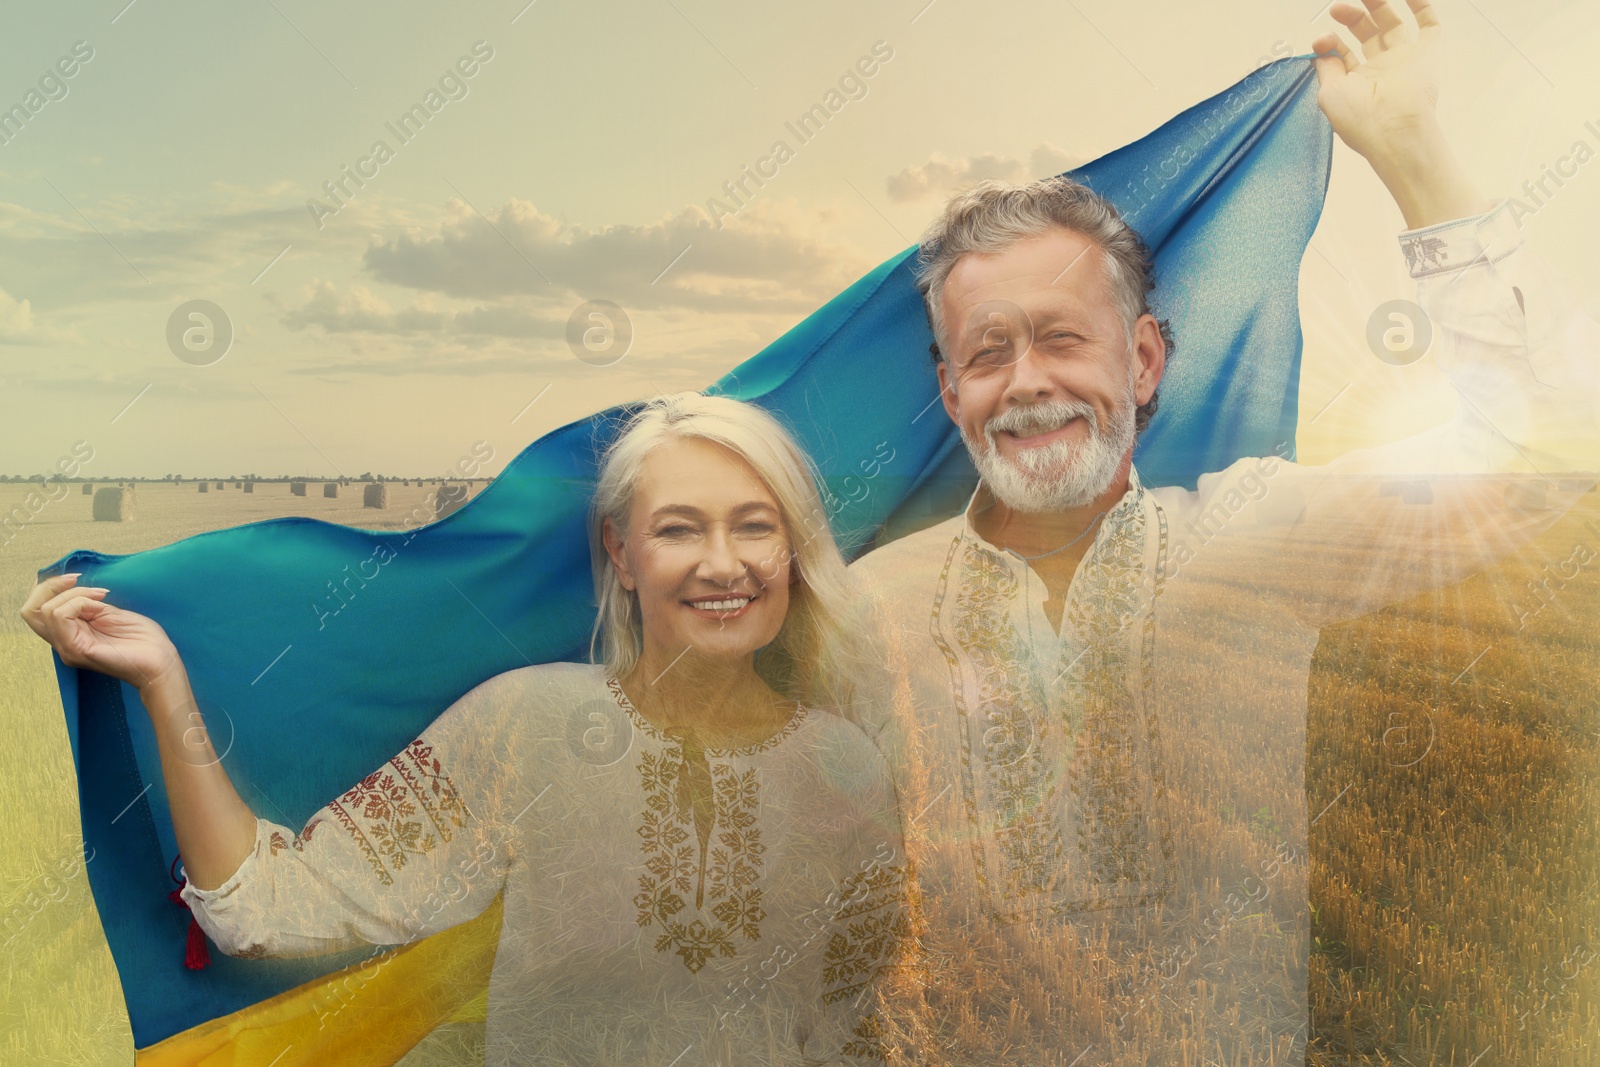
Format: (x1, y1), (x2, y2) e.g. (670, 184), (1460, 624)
(43, 58), (1330, 1064)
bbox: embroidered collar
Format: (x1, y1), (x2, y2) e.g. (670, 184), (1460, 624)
(957, 465), (1149, 563)
(605, 675), (809, 757)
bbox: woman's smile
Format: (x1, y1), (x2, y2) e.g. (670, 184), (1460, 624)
(682, 592), (758, 620)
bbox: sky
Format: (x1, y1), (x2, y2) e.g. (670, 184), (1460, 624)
(0, 0), (1596, 479)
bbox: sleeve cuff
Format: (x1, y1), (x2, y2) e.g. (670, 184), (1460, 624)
(1398, 197), (1523, 279)
(178, 817), (268, 905)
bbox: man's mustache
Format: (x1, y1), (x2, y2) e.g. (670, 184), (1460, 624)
(983, 400), (1099, 442)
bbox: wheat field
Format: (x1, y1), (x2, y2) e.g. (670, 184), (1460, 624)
(0, 481), (1594, 1065)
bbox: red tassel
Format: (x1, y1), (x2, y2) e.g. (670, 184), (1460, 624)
(169, 879), (212, 970)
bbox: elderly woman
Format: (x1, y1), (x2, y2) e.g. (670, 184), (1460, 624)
(21, 392), (912, 1066)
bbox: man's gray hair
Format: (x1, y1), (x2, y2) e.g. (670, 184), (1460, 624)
(911, 174), (1176, 435)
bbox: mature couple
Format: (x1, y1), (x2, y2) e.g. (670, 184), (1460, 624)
(22, 2), (1597, 1063)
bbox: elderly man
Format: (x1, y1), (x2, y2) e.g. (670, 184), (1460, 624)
(848, 1), (1597, 1063)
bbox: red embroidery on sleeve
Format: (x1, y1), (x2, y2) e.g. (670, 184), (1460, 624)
(323, 737), (471, 886)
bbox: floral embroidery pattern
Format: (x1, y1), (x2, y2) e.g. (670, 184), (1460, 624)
(931, 481), (1174, 922)
(611, 677), (816, 972)
(822, 863), (913, 1007)
(936, 536), (1068, 912)
(323, 737), (470, 887)
(841, 1010), (888, 1061)
(633, 745), (769, 973)
(393, 737), (467, 824)
(268, 824), (313, 856)
(1063, 495), (1176, 898)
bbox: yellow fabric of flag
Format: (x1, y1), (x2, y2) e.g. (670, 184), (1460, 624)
(135, 894), (501, 1066)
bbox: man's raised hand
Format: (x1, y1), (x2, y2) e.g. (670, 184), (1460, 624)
(1311, 0), (1490, 228)
(1312, 0), (1442, 160)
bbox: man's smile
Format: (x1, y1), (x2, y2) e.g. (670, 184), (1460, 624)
(1000, 417), (1083, 449)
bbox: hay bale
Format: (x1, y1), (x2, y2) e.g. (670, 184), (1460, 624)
(291, 481), (307, 497)
(82, 483), (93, 495)
(243, 481), (254, 494)
(323, 482), (339, 498)
(93, 486), (135, 522)
(1401, 482), (1432, 505)
(1379, 480), (1431, 504)
(234, 480), (242, 488)
(198, 481), (209, 493)
(363, 483), (390, 509)
(434, 483), (469, 519)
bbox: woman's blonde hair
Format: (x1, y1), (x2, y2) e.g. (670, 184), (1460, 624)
(587, 392), (873, 712)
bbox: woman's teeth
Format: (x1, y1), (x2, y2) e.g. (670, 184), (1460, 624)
(692, 597), (752, 611)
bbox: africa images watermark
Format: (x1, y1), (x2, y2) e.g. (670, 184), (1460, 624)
(311, 441), (496, 629)
(1118, 42), (1283, 227)
(714, 839), (903, 1029)
(310, 835), (502, 1032)
(0, 40), (95, 149)
(166, 299), (235, 366)
(1506, 116), (1600, 223)
(702, 40), (895, 229)
(1115, 837), (1306, 1038)
(1507, 522), (1600, 634)
(0, 830), (96, 951)
(306, 40), (496, 230)
(0, 441), (95, 552)
(308, 785), (550, 1034)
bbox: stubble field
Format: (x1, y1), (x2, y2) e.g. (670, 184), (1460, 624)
(0, 481), (1593, 1066)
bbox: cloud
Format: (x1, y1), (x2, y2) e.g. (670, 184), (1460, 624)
(0, 200), (301, 311)
(0, 189), (417, 312)
(279, 280), (567, 340)
(361, 197), (864, 313)
(273, 281), (810, 383)
(0, 286), (73, 345)
(0, 182), (877, 384)
(0, 287), (39, 341)
(885, 143), (1087, 202)
(269, 194), (878, 365)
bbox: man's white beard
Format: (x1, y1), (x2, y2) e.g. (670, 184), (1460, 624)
(961, 382), (1137, 513)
